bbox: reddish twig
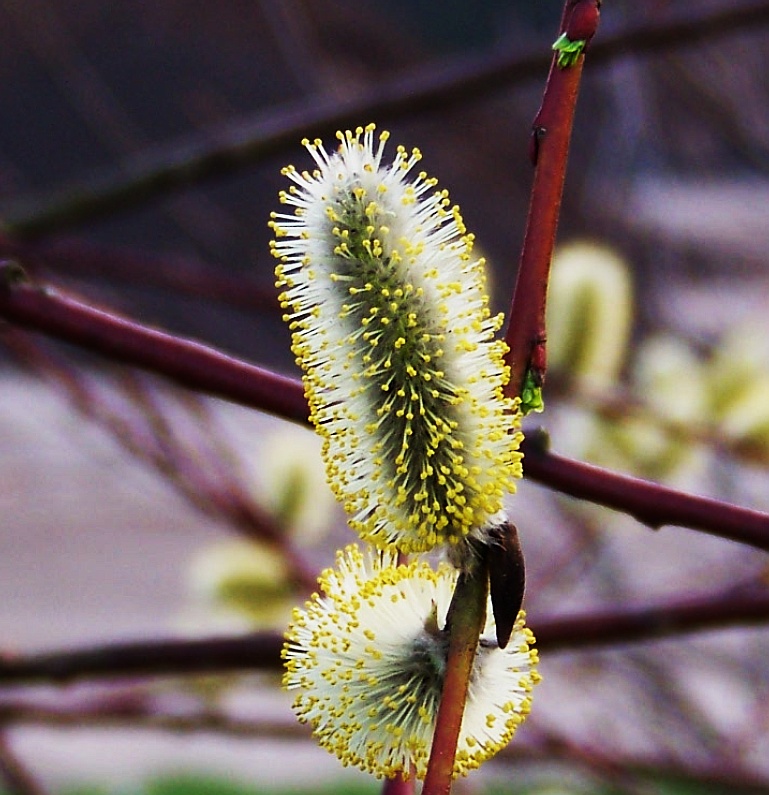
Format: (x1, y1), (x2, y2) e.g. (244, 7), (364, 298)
(532, 582), (769, 650)
(1, 263), (768, 550)
(3, 3), (769, 237)
(423, 566), (488, 795)
(0, 632), (285, 686)
(2, 585), (768, 687)
(503, 0), (600, 398)
(0, 263), (308, 423)
(1, 699), (767, 793)
(521, 429), (769, 549)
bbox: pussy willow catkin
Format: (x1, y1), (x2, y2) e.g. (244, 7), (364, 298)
(282, 544), (540, 779)
(270, 124), (522, 554)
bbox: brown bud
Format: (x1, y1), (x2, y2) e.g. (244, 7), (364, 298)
(487, 521), (526, 649)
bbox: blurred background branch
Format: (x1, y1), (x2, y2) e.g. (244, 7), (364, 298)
(4, 2), (769, 238)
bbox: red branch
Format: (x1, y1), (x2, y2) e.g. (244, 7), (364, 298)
(531, 583), (769, 650)
(382, 775), (415, 795)
(0, 263), (308, 424)
(0, 632), (285, 685)
(1, 585), (767, 686)
(0, 700), (299, 738)
(0, 264), (768, 550)
(504, 0), (600, 397)
(423, 568), (487, 795)
(521, 431), (769, 548)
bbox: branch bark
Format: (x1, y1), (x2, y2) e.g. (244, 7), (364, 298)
(503, 0), (599, 398)
(521, 429), (769, 547)
(0, 263), (308, 423)
(2, 585), (768, 687)
(0, 632), (284, 686)
(423, 564), (488, 795)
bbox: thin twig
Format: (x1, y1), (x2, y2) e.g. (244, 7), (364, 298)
(504, 0), (599, 397)
(532, 582), (769, 649)
(2, 699), (767, 793)
(2, 698), (766, 794)
(423, 564), (488, 795)
(0, 264), (308, 422)
(0, 632), (285, 685)
(382, 775), (415, 795)
(521, 428), (769, 546)
(2, 585), (768, 687)
(4, 2), (769, 236)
